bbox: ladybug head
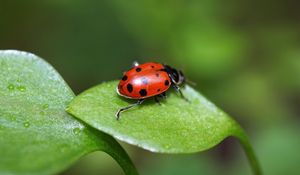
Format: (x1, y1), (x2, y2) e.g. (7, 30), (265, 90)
(164, 65), (185, 86)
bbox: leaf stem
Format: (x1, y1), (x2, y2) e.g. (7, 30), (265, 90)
(98, 133), (139, 175)
(232, 124), (262, 175)
(106, 150), (139, 175)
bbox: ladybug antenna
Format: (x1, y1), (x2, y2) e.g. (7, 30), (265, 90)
(185, 79), (197, 86)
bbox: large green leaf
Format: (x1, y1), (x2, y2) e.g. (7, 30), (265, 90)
(67, 81), (261, 174)
(0, 50), (137, 175)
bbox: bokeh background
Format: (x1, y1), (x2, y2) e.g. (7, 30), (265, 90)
(1, 0), (300, 174)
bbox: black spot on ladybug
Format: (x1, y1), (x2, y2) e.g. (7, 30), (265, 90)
(155, 73), (159, 77)
(157, 89), (161, 92)
(127, 83), (133, 93)
(141, 77), (148, 85)
(151, 65), (155, 68)
(165, 80), (170, 86)
(136, 67), (142, 72)
(122, 75), (128, 81)
(139, 89), (147, 96)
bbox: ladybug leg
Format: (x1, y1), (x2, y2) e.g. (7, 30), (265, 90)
(154, 96), (161, 105)
(159, 92), (167, 99)
(172, 84), (189, 102)
(116, 99), (144, 120)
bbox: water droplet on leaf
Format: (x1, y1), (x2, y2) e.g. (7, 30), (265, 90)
(17, 86), (26, 92)
(7, 84), (14, 90)
(10, 115), (16, 121)
(164, 144), (171, 149)
(23, 122), (30, 128)
(42, 104), (49, 109)
(73, 128), (81, 135)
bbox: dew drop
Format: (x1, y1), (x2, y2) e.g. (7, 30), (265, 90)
(10, 115), (16, 121)
(7, 84), (15, 90)
(65, 106), (71, 111)
(42, 104), (49, 109)
(23, 122), (30, 128)
(73, 128), (81, 135)
(164, 144), (171, 149)
(17, 86), (26, 92)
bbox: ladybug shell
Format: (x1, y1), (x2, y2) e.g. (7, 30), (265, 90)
(117, 62), (171, 99)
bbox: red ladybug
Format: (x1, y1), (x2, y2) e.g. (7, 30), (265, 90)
(116, 61), (187, 119)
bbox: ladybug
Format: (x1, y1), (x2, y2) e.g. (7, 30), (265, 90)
(116, 61), (187, 119)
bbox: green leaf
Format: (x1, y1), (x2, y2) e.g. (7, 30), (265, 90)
(67, 81), (262, 175)
(0, 50), (138, 175)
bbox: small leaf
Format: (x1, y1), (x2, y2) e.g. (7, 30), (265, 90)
(0, 50), (137, 175)
(67, 81), (243, 153)
(67, 81), (262, 174)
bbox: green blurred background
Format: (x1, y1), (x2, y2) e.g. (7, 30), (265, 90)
(1, 0), (299, 174)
